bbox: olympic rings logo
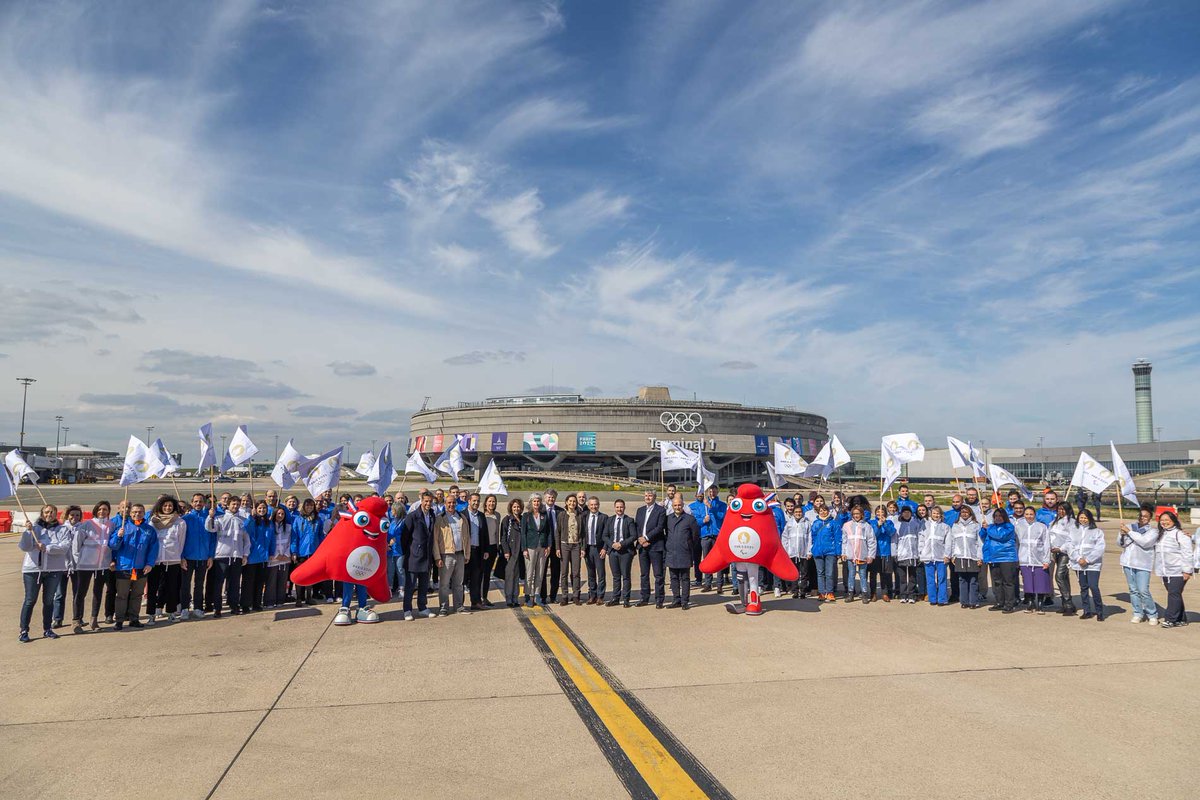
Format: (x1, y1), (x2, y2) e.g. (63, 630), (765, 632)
(660, 411), (702, 433)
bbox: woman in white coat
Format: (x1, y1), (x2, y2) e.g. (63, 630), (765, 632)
(918, 507), (952, 606)
(1118, 506), (1159, 625)
(1153, 511), (1192, 629)
(1015, 507), (1051, 615)
(949, 507), (983, 609)
(780, 505), (811, 599)
(1070, 509), (1106, 621)
(18, 505), (74, 643)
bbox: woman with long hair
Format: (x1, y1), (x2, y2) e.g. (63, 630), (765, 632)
(1070, 509), (1106, 621)
(18, 505), (73, 643)
(499, 498), (525, 607)
(949, 506), (983, 608)
(1153, 511), (1192, 628)
(982, 509), (1019, 613)
(1048, 502), (1078, 615)
(146, 496), (187, 624)
(71, 501), (117, 631)
(264, 506), (292, 609)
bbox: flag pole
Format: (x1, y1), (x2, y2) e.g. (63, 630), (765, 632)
(1116, 488), (1124, 521)
(31, 481), (48, 505)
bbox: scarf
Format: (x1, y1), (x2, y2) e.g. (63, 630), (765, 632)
(152, 511), (178, 530)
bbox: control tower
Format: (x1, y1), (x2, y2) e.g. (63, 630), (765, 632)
(1132, 359), (1154, 443)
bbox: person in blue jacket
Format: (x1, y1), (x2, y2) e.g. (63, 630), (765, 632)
(108, 503), (159, 630)
(982, 508), (1019, 613)
(809, 506), (844, 600)
(694, 486), (727, 593)
(241, 500), (275, 613)
(180, 493), (213, 619)
(386, 501), (406, 598)
(895, 485), (919, 516)
(869, 504), (897, 601)
(290, 499), (328, 605)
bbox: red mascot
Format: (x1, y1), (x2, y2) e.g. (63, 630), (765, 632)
(291, 495), (391, 625)
(699, 483), (797, 615)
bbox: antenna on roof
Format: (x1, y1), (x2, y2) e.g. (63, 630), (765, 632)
(420, 395), (430, 411)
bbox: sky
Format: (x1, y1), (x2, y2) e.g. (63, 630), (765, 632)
(2, 0), (1198, 461)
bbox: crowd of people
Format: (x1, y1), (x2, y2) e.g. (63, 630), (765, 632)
(15, 481), (1197, 642)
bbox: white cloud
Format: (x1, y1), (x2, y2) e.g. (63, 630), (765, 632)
(550, 188), (632, 238)
(911, 77), (1064, 158)
(430, 242), (482, 275)
(480, 189), (558, 258)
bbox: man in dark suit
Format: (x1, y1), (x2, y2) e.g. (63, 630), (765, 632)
(665, 496), (701, 609)
(635, 489), (667, 608)
(542, 488), (563, 602)
(582, 496), (609, 604)
(464, 492), (493, 610)
(401, 490), (437, 619)
(604, 499), (637, 606)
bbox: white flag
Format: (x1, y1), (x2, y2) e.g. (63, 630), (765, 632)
(354, 450), (376, 477)
(881, 433), (924, 464)
(1109, 442), (1138, 506)
(696, 450), (716, 492)
(367, 442), (396, 495)
(271, 440), (304, 490)
(881, 440), (904, 494)
(988, 463), (1032, 500)
(773, 441), (808, 476)
(659, 440), (699, 472)
(119, 436), (153, 487)
(830, 435), (851, 468)
(434, 438), (465, 480)
(198, 423), (217, 473)
(297, 446), (344, 497)
(405, 450), (439, 483)
(766, 462), (781, 490)
(0, 463), (15, 500)
(1070, 451), (1116, 495)
(477, 460), (508, 496)
(221, 425), (259, 473)
(803, 440), (834, 479)
(4, 450), (39, 483)
(147, 438), (180, 478)
(947, 436), (986, 478)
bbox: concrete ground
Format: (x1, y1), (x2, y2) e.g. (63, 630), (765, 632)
(1, 486), (1197, 799)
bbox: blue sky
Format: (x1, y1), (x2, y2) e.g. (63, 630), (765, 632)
(1, 0), (1198, 459)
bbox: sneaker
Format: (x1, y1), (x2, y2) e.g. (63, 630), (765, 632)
(333, 607), (354, 626)
(439, 605), (450, 616)
(43, 629), (60, 639)
(191, 609), (204, 619)
(1130, 615), (1143, 624)
(425, 608), (438, 618)
(73, 623), (85, 634)
(104, 615), (115, 624)
(1148, 617), (1159, 626)
(458, 606), (472, 615)
(356, 607), (380, 624)
(1160, 621), (1177, 629)
(18, 631), (30, 643)
(148, 612), (159, 625)
(774, 587), (781, 598)
(404, 611), (414, 621)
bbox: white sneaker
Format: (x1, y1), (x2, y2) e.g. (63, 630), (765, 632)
(459, 606), (472, 615)
(403, 611), (414, 621)
(774, 587), (782, 598)
(419, 609), (436, 618)
(167, 612), (178, 622)
(1148, 617), (1160, 626)
(191, 609), (204, 619)
(1130, 615), (1143, 624)
(333, 607), (354, 626)
(356, 607), (380, 623)
(146, 613), (157, 626)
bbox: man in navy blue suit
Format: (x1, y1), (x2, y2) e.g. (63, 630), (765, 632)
(635, 489), (667, 608)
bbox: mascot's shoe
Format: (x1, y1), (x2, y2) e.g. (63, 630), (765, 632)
(745, 590), (763, 616)
(333, 607), (354, 626)
(355, 606), (380, 624)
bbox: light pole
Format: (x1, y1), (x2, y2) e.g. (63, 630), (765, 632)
(1156, 427), (1163, 470)
(1037, 436), (1044, 482)
(220, 435), (227, 471)
(145, 426), (154, 444)
(55, 415), (63, 481)
(1088, 432), (1095, 447)
(274, 435), (279, 461)
(16, 377), (36, 449)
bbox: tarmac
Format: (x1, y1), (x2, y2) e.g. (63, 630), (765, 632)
(1, 484), (1197, 799)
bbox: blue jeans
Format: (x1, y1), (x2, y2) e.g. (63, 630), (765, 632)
(386, 556), (406, 593)
(21, 571), (64, 633)
(924, 562), (948, 605)
(1077, 570), (1102, 615)
(958, 571), (979, 606)
(815, 555), (838, 595)
(341, 582), (368, 608)
(850, 562), (870, 595)
(1122, 566), (1155, 620)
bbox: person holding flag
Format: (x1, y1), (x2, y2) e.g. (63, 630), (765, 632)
(1069, 509), (1107, 621)
(1118, 506), (1159, 625)
(17, 505), (74, 643)
(108, 503), (159, 631)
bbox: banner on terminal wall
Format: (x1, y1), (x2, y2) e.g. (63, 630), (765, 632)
(754, 435), (770, 456)
(459, 433), (478, 453)
(807, 438), (819, 457)
(523, 432), (559, 452)
(577, 432), (597, 453)
(491, 432), (508, 452)
(778, 436), (803, 454)
(431, 434), (444, 453)
(412, 435), (426, 454)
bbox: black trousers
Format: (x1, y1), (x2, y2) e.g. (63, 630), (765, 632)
(468, 546), (495, 605)
(869, 556), (894, 597)
(146, 563), (184, 614)
(895, 562), (919, 600)
(1162, 576), (1187, 624)
(639, 547), (665, 601)
(609, 551), (633, 601)
(990, 562), (1018, 608)
(585, 544), (606, 599)
(404, 569), (430, 612)
(207, 558), (241, 613)
(241, 562), (267, 611)
(543, 548), (562, 601)
(669, 567), (691, 604)
(71, 569), (115, 622)
(181, 559), (208, 611)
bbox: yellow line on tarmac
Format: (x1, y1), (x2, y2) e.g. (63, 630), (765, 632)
(525, 609), (711, 800)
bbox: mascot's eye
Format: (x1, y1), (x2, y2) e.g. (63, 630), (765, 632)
(752, 499), (767, 513)
(729, 498), (743, 512)
(352, 511), (370, 527)
(379, 518), (391, 534)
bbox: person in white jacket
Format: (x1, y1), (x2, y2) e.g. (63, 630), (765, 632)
(840, 506), (877, 604)
(18, 506), (74, 643)
(780, 505), (811, 599)
(1048, 503), (1078, 616)
(1069, 509), (1106, 621)
(1153, 511), (1193, 628)
(894, 507), (922, 604)
(949, 507), (983, 608)
(918, 507), (952, 606)
(146, 496), (188, 624)
(1119, 506), (1160, 625)
(1015, 507), (1051, 615)
(264, 506), (292, 608)
(71, 501), (117, 631)
(204, 496), (250, 618)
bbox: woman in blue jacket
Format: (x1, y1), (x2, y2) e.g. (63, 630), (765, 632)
(108, 504), (159, 630)
(869, 505), (896, 602)
(809, 507), (842, 601)
(241, 500), (275, 613)
(982, 509), (1019, 613)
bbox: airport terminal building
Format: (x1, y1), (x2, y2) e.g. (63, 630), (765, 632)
(408, 386), (828, 484)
